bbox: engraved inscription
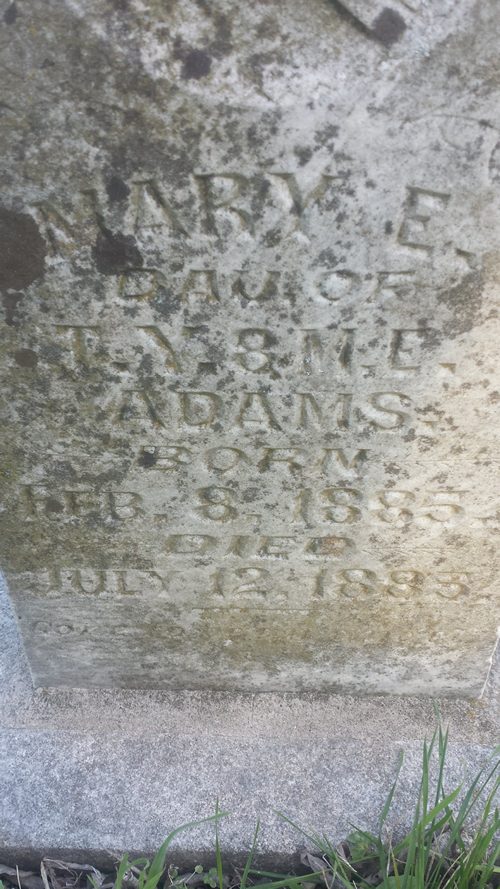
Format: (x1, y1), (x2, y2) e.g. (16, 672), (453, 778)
(397, 187), (451, 253)
(20, 564), (476, 607)
(2, 1), (499, 696)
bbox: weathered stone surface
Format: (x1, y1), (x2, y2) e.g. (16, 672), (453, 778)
(0, 0), (499, 692)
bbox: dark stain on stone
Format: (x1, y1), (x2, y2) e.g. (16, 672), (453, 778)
(294, 146), (313, 167)
(385, 220), (393, 234)
(488, 140), (500, 182)
(106, 175), (130, 203)
(0, 208), (46, 290)
(93, 226), (143, 275)
(3, 2), (17, 24)
(372, 8), (407, 46)
(181, 48), (212, 80)
(256, 15), (280, 40)
(197, 361), (217, 375)
(192, 0), (210, 13)
(46, 498), (64, 514)
(138, 450), (157, 468)
(14, 348), (38, 368)
(1, 292), (23, 326)
(439, 270), (484, 336)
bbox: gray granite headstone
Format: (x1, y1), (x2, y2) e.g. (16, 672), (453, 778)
(0, 0), (499, 693)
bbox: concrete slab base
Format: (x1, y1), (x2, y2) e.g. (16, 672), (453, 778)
(0, 580), (498, 868)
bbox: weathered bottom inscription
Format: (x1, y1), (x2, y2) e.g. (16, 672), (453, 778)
(16, 587), (493, 694)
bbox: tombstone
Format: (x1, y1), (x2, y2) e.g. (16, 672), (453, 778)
(0, 0), (499, 696)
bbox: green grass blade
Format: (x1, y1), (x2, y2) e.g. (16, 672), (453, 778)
(275, 811), (324, 848)
(379, 750), (404, 834)
(434, 722), (449, 808)
(248, 873), (326, 889)
(445, 761), (499, 854)
(214, 800), (224, 889)
(143, 810), (229, 889)
(240, 820), (260, 889)
(113, 855), (130, 889)
(394, 785), (462, 855)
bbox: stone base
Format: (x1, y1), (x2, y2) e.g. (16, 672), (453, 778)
(1, 579), (498, 868)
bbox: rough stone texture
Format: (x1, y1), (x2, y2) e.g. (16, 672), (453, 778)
(0, 578), (498, 866)
(0, 0), (499, 692)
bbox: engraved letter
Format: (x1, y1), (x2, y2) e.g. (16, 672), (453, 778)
(298, 393), (352, 430)
(364, 392), (410, 429)
(137, 326), (181, 372)
(182, 269), (220, 303)
(55, 325), (101, 366)
(197, 487), (238, 522)
(195, 174), (253, 235)
(205, 447), (247, 472)
(236, 329), (274, 372)
(179, 391), (222, 426)
(237, 393), (281, 430)
(118, 389), (167, 428)
(232, 270), (281, 302)
(165, 534), (216, 554)
(108, 492), (144, 519)
(320, 448), (369, 476)
(260, 448), (306, 473)
(390, 328), (432, 370)
(140, 445), (192, 470)
(270, 173), (341, 235)
(132, 179), (187, 234)
(397, 186), (450, 252)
